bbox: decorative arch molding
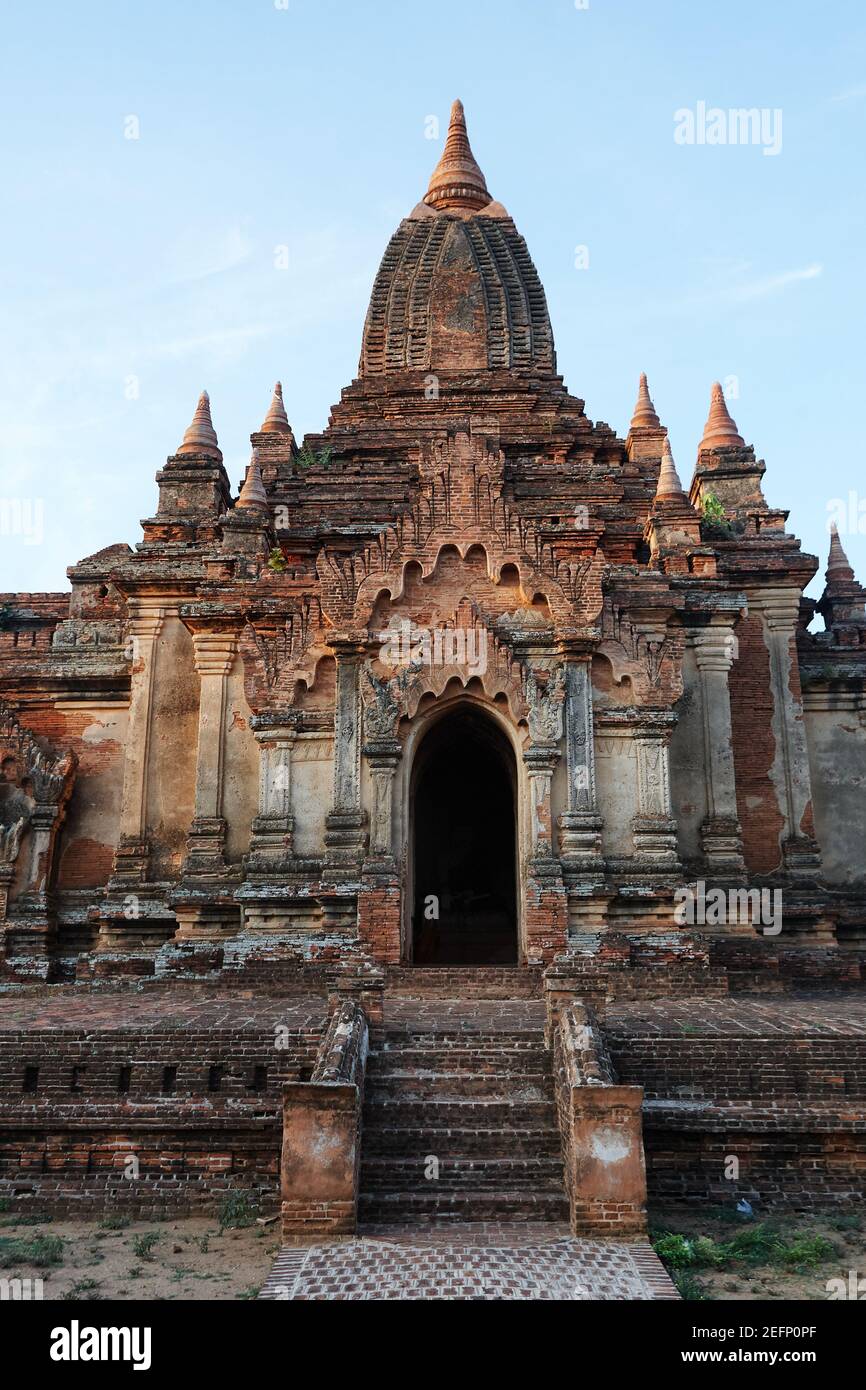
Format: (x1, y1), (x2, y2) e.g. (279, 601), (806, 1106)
(314, 429), (607, 633)
(349, 538), (602, 632)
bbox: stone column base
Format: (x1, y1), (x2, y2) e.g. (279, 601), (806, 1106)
(558, 811), (604, 869)
(107, 836), (152, 889)
(782, 835), (823, 879)
(172, 900), (241, 940)
(182, 817), (230, 877)
(700, 815), (746, 881)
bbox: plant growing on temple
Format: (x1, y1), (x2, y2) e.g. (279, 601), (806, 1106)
(267, 547), (288, 573)
(295, 444), (334, 472)
(700, 490), (742, 540)
(702, 491), (726, 524)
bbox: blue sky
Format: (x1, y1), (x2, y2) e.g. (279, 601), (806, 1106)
(1, 0), (864, 599)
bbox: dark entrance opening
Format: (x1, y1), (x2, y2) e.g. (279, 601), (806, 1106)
(411, 705), (517, 965)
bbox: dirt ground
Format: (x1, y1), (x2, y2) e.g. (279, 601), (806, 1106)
(650, 1207), (866, 1301)
(2, 1207), (862, 1301)
(0, 1214), (280, 1301)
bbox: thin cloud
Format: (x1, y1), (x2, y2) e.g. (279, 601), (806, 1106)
(726, 263), (823, 303)
(831, 84), (866, 104)
(652, 263), (824, 317)
(151, 324), (274, 362)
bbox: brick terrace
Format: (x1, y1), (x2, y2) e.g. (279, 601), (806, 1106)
(0, 988), (324, 1032)
(605, 994), (866, 1037)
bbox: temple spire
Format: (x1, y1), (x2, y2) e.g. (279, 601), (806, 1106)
(630, 372), (661, 430)
(177, 390), (222, 460)
(655, 435), (686, 500)
(236, 457), (269, 513)
(261, 381), (291, 434)
(425, 100), (492, 212)
(827, 523), (855, 582)
(700, 382), (744, 451)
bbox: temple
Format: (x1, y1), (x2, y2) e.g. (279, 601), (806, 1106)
(1, 102), (864, 1237)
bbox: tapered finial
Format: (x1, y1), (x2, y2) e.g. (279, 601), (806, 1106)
(827, 523), (855, 582)
(261, 381), (291, 434)
(630, 372), (661, 430)
(236, 457), (269, 513)
(425, 100), (492, 212)
(177, 390), (222, 460)
(655, 435), (686, 500)
(700, 382), (744, 451)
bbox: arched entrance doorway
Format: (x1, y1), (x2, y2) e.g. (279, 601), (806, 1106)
(411, 705), (518, 965)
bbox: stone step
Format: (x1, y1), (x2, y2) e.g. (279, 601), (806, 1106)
(365, 1071), (554, 1101)
(385, 966), (543, 1000)
(362, 1097), (559, 1130)
(368, 1045), (548, 1074)
(357, 1189), (570, 1223)
(361, 1125), (563, 1158)
(371, 1029), (546, 1052)
(359, 1155), (565, 1191)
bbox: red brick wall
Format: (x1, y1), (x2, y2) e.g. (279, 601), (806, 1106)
(729, 614), (785, 874)
(0, 1021), (323, 1217)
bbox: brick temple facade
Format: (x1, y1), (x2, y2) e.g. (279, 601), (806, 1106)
(1, 103), (864, 1238)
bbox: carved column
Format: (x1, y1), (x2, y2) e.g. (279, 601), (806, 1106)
(522, 662), (564, 873)
(248, 715), (298, 868)
(746, 588), (821, 876)
(183, 630), (238, 876)
(8, 754), (75, 960)
(692, 624), (746, 878)
(525, 742), (561, 866)
(632, 716), (679, 867)
(558, 653), (603, 872)
(324, 639), (368, 870)
(0, 821), (24, 922)
(521, 658), (569, 959)
(356, 662), (405, 962)
(364, 740), (402, 869)
(111, 602), (165, 885)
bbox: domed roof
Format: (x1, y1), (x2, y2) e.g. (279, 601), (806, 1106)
(360, 101), (556, 378)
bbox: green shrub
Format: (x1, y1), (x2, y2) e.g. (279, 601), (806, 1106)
(98, 1215), (130, 1231)
(131, 1232), (160, 1261)
(218, 1192), (258, 1231)
(777, 1234), (837, 1270)
(0, 1233), (64, 1267)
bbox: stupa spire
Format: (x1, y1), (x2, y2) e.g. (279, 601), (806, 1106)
(700, 382), (744, 451)
(655, 435), (686, 500)
(425, 100), (492, 212)
(260, 381), (290, 434)
(236, 457), (269, 513)
(826, 523), (855, 582)
(630, 372), (661, 430)
(177, 390), (222, 460)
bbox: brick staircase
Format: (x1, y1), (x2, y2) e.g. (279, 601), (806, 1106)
(358, 970), (569, 1224)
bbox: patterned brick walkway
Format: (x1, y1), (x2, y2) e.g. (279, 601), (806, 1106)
(259, 1224), (678, 1301)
